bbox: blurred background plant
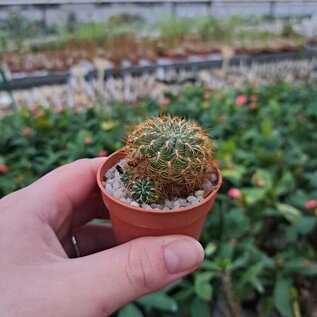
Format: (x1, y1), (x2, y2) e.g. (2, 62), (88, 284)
(0, 10), (307, 65)
(1, 81), (317, 316)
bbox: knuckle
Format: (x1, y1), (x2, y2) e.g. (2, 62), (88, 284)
(76, 158), (91, 164)
(125, 242), (159, 292)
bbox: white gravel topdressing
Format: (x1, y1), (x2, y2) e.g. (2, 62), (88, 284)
(102, 159), (218, 210)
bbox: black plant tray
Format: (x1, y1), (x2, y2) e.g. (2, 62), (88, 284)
(86, 50), (314, 80)
(3, 71), (70, 91)
(304, 43), (317, 54)
(5, 50), (315, 90)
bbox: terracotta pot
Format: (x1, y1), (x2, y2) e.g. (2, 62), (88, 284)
(97, 150), (222, 244)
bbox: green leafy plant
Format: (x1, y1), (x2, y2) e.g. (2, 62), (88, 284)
(157, 16), (192, 44)
(195, 16), (240, 42)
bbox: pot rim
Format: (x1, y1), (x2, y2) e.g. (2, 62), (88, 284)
(97, 149), (222, 215)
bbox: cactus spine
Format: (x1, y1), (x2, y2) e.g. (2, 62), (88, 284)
(122, 116), (215, 204)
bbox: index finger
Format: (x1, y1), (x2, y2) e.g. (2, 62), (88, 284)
(24, 158), (106, 231)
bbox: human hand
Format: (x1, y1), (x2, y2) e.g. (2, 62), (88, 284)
(0, 158), (204, 317)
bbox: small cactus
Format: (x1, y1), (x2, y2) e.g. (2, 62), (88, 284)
(122, 116), (215, 203)
(121, 171), (132, 185)
(130, 177), (159, 204)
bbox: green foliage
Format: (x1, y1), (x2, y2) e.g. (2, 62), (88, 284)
(136, 293), (178, 312)
(58, 14), (145, 47)
(273, 275), (292, 317)
(281, 22), (302, 39)
(157, 16), (192, 42)
(0, 100), (157, 196)
(118, 303), (143, 317)
(194, 272), (214, 300)
(72, 22), (107, 43)
(0, 10), (57, 50)
(190, 298), (210, 317)
(1, 81), (317, 316)
(0, 13), (304, 54)
(105, 13), (145, 37)
(0, 30), (8, 51)
(195, 15), (241, 42)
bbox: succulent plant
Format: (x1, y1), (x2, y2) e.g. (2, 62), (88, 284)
(130, 177), (159, 204)
(120, 170), (132, 185)
(122, 116), (215, 203)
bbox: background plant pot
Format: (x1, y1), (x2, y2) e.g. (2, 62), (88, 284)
(97, 150), (222, 244)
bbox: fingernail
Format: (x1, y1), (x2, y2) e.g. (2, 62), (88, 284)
(163, 238), (204, 274)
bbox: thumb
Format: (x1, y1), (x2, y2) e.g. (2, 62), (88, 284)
(70, 235), (204, 316)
